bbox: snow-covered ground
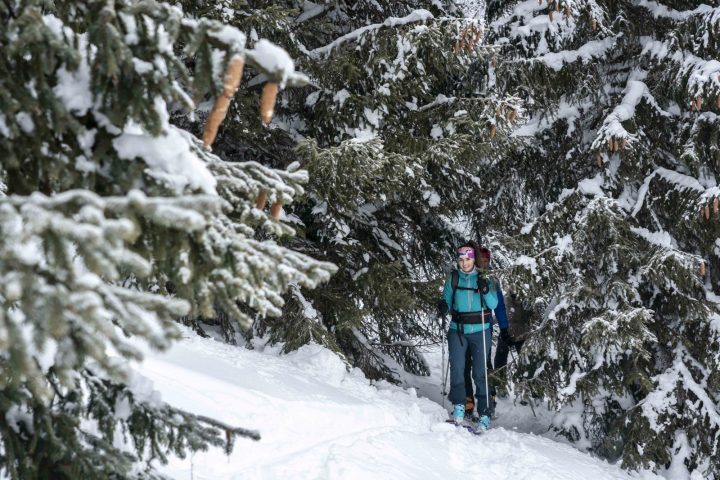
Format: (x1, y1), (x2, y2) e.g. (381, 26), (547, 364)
(140, 328), (661, 480)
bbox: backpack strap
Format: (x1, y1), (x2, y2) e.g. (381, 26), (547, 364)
(449, 269), (464, 345)
(450, 270), (459, 310)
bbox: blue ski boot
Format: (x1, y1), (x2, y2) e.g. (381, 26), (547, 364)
(451, 404), (465, 425)
(476, 414), (491, 432)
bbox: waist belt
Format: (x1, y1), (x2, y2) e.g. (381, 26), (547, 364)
(449, 322), (491, 333)
(451, 310), (492, 324)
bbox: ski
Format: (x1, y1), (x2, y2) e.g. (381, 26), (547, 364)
(445, 419), (485, 435)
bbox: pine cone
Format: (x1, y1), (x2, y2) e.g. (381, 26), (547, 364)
(591, 19), (597, 31)
(270, 201), (283, 220)
(596, 153), (604, 168)
(203, 57), (245, 147)
(705, 204), (711, 220)
(700, 261), (706, 276)
(455, 25), (473, 54)
(255, 190), (267, 210)
(489, 124), (497, 138)
(474, 28), (483, 45)
(714, 197), (718, 215)
(260, 82), (279, 125)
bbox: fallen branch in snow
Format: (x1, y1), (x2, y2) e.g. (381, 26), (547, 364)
(195, 414), (261, 442)
(368, 340), (443, 348)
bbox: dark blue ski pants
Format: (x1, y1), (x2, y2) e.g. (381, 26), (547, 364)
(447, 328), (492, 416)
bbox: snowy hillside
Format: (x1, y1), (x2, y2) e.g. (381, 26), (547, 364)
(139, 329), (661, 480)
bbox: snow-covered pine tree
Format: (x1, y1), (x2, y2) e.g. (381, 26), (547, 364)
(479, 0), (720, 476)
(175, 1), (522, 381)
(0, 1), (334, 477)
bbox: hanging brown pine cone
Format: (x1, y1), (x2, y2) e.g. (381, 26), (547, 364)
(203, 56), (245, 147)
(700, 261), (706, 276)
(260, 82), (279, 125)
(454, 25), (472, 54)
(714, 197), (719, 215)
(255, 190), (267, 210)
(591, 19), (597, 31)
(474, 27), (483, 45)
(270, 201), (283, 220)
(705, 204), (711, 219)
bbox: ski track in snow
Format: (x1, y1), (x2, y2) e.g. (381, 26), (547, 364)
(138, 328), (660, 480)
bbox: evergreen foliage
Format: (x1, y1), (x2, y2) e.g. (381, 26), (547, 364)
(0, 0), (334, 477)
(478, 0), (720, 476)
(153, 0), (720, 476)
(180, 1), (521, 381)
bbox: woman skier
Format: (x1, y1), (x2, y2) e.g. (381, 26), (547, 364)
(437, 241), (507, 431)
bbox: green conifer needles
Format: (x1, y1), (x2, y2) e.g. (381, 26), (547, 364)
(0, 0), (335, 477)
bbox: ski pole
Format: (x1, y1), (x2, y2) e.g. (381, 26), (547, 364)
(440, 313), (449, 407)
(481, 305), (490, 414)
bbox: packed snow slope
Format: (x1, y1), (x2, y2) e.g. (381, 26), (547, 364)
(140, 328), (660, 480)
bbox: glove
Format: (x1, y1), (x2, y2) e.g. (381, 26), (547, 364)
(437, 299), (449, 316)
(477, 276), (490, 294)
(500, 328), (512, 343)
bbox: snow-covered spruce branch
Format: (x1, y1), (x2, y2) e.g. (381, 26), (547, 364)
(201, 223), (337, 325)
(309, 9), (434, 58)
(631, 167), (707, 217)
(639, 345), (720, 433)
(581, 307), (657, 366)
(643, 38), (720, 99)
(591, 79), (667, 151)
(633, 0), (715, 21)
(192, 415), (261, 442)
(0, 189), (336, 381)
(295, 2), (329, 24)
(0, 191), (222, 391)
(180, 17), (307, 87)
(79, 369), (259, 466)
(491, 0), (600, 44)
(208, 159), (307, 207)
(532, 36), (617, 72)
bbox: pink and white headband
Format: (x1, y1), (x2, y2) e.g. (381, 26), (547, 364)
(457, 246), (475, 259)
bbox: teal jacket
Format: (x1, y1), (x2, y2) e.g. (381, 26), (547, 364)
(442, 268), (502, 333)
